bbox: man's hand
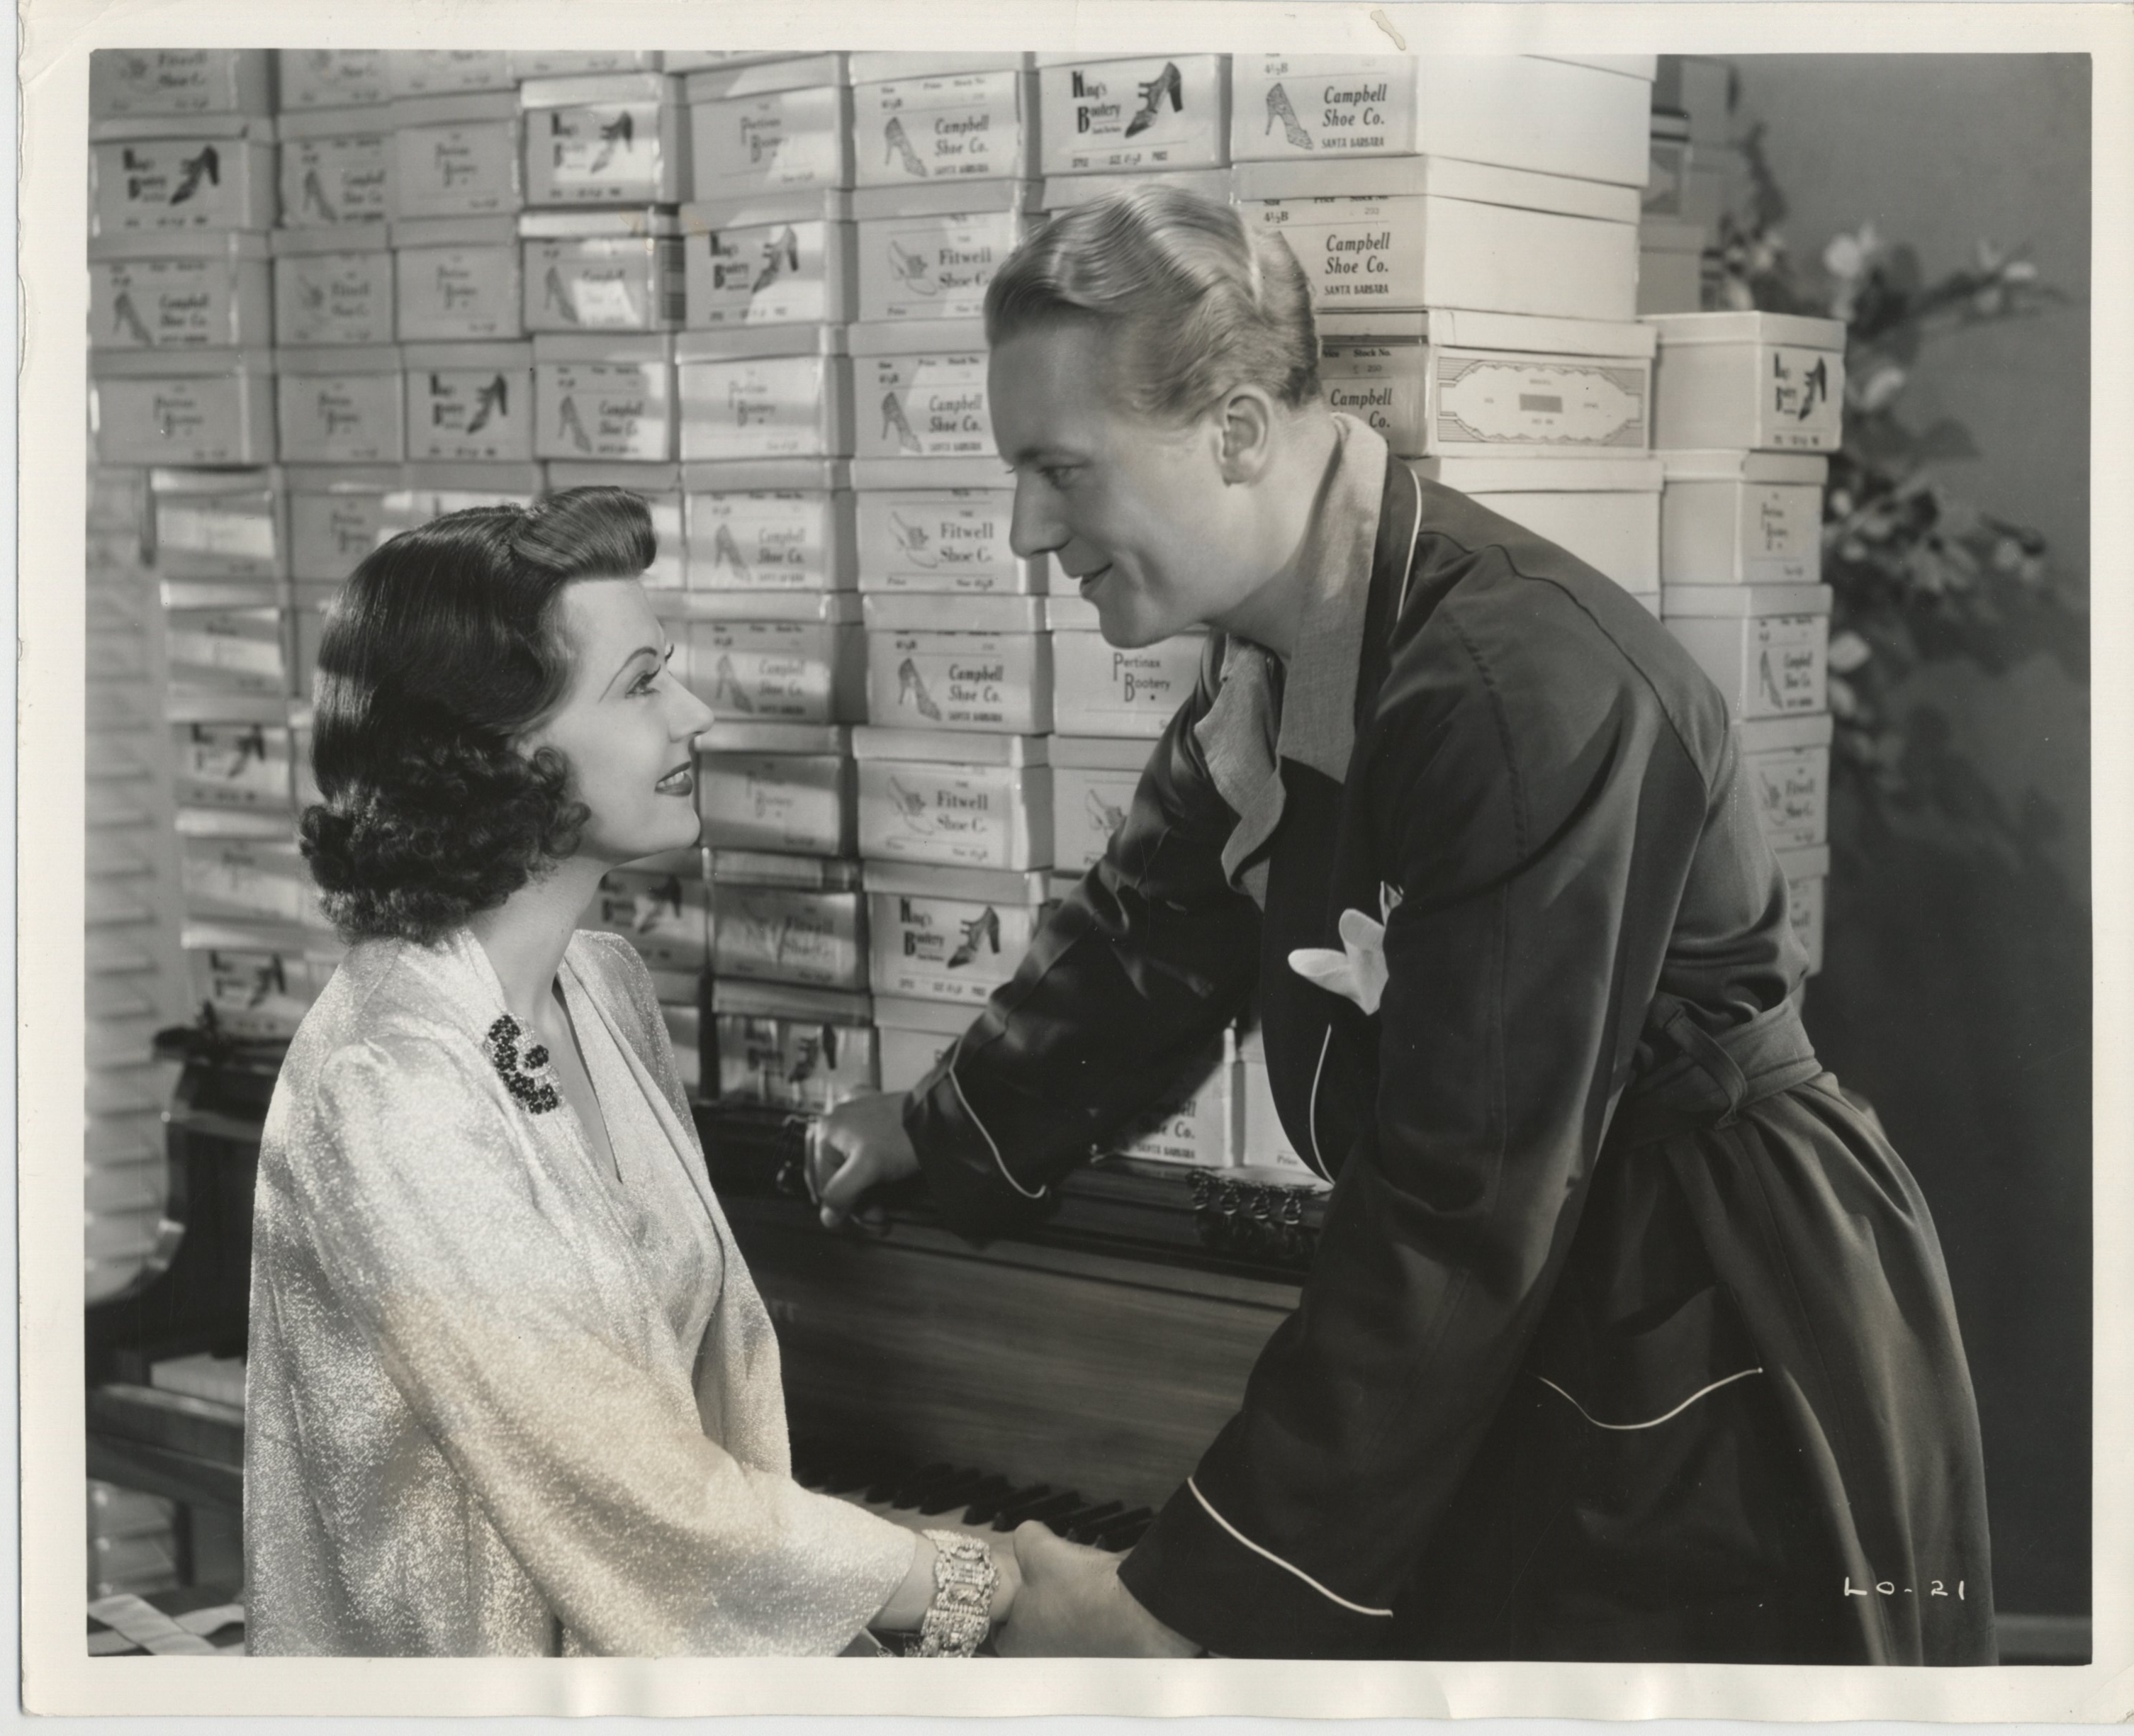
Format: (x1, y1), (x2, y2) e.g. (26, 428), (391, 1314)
(994, 1523), (1201, 1657)
(809, 1091), (922, 1230)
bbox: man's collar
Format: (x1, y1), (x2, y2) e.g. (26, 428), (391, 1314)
(1193, 413), (1393, 902)
(1274, 413), (1390, 785)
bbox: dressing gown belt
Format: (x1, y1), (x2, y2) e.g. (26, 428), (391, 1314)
(1609, 995), (1825, 1150)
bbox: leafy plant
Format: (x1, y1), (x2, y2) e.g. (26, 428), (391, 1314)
(1711, 125), (2084, 866)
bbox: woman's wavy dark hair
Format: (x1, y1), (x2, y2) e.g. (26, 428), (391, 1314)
(299, 486), (657, 945)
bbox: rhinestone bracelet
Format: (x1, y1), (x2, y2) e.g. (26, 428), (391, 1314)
(915, 1530), (997, 1658)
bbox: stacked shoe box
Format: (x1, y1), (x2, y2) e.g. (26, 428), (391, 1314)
(88, 50), (279, 484)
(1229, 55), (1666, 619)
(84, 469), (186, 1305)
(836, 55), (1062, 1123)
(84, 52), (326, 1074)
(157, 466), (343, 1051)
(671, 55), (875, 1111)
(387, 47), (541, 577)
(1649, 308), (1848, 975)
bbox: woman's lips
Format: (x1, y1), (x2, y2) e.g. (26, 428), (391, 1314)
(656, 765), (694, 796)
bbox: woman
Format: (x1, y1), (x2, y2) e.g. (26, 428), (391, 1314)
(244, 488), (1014, 1656)
(812, 188), (1996, 1664)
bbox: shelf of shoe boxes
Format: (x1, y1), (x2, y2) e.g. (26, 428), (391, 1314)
(82, 46), (271, 1602)
(86, 51), (286, 1333)
(1646, 307), (1845, 982)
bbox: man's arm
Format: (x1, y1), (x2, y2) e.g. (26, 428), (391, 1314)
(896, 645), (1264, 1236)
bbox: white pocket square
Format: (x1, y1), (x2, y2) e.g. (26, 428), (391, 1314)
(1287, 884), (1403, 1017)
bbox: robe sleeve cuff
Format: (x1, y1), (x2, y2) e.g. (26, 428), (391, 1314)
(903, 1042), (1053, 1239)
(1116, 1474), (1396, 1659)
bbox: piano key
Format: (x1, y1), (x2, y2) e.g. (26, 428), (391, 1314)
(996, 1489), (1084, 1528)
(963, 1483), (1052, 1528)
(867, 1460), (948, 1505)
(1059, 1500), (1125, 1542)
(880, 1464), (975, 1513)
(1038, 1499), (1121, 1539)
(815, 1458), (887, 1497)
(1095, 1511), (1155, 1550)
(914, 1468), (992, 1514)
(942, 1474), (1013, 1518)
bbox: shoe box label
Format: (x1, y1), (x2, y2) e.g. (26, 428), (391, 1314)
(1038, 55), (1230, 176)
(853, 69), (1038, 187)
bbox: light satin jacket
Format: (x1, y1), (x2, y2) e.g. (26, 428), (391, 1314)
(244, 926), (912, 1656)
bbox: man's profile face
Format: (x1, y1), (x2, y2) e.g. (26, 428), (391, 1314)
(988, 318), (1251, 649)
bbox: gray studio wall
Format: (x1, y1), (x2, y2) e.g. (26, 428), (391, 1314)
(1731, 54), (2092, 1620)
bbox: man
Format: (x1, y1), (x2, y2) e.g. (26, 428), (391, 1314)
(812, 186), (1994, 1664)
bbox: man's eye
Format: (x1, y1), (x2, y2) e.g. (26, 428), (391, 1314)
(1042, 466), (1079, 489)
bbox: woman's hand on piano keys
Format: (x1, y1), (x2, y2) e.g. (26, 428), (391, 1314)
(811, 1092), (921, 1230)
(995, 1522), (1202, 1657)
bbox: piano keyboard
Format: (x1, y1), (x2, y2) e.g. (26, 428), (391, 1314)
(792, 1436), (1155, 1553)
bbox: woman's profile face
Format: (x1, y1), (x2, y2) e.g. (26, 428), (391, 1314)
(524, 577), (714, 867)
(989, 319), (1268, 649)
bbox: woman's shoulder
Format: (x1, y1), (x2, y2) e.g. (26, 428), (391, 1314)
(281, 940), (486, 1096)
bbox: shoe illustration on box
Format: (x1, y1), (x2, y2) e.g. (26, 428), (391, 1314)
(301, 167), (337, 223)
(897, 656), (942, 720)
(888, 511), (938, 566)
(946, 905), (1000, 968)
(1085, 787), (1127, 834)
(712, 652), (756, 713)
(711, 520), (751, 578)
(886, 236), (938, 296)
(545, 265), (580, 323)
(172, 145), (221, 207)
(887, 775), (936, 831)
(1126, 61), (1184, 138)
(884, 116), (928, 179)
(111, 291), (154, 345)
(465, 374), (508, 435)
(558, 394), (593, 453)
(588, 110), (633, 177)
(751, 226), (801, 300)
(1264, 83), (1313, 151)
(882, 392), (921, 453)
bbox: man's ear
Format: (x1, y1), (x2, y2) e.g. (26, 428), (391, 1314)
(1215, 386), (1277, 485)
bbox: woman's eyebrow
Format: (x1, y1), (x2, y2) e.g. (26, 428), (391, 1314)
(600, 644), (663, 696)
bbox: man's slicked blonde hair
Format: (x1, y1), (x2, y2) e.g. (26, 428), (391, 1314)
(984, 184), (1321, 423)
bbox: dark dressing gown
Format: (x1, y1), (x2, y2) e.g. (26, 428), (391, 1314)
(901, 416), (1994, 1664)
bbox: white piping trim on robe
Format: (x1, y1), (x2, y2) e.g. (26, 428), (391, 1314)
(1186, 1476), (1395, 1618)
(1305, 1024), (1334, 1180)
(948, 1034), (1045, 1200)
(1534, 1366), (1767, 1432)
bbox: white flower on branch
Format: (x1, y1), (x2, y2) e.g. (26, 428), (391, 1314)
(1829, 631), (1874, 674)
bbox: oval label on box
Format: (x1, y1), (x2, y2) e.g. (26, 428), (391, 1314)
(1434, 354), (1647, 450)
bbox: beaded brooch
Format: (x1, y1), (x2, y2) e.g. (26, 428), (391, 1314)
(485, 1014), (560, 1114)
